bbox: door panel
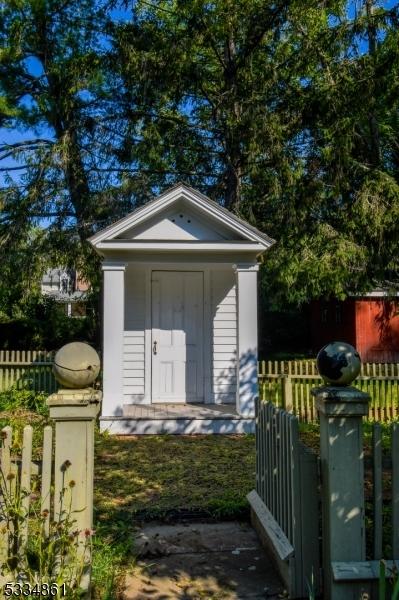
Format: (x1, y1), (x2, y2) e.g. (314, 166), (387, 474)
(151, 271), (204, 402)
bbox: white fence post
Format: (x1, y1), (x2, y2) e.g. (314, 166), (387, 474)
(312, 385), (370, 600)
(47, 388), (101, 543)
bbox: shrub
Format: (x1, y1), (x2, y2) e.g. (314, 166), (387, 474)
(0, 389), (48, 417)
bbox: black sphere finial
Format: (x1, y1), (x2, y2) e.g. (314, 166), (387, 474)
(316, 342), (361, 386)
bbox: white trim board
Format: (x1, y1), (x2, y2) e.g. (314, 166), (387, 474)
(95, 241), (264, 252)
(99, 416), (255, 435)
(89, 183), (275, 250)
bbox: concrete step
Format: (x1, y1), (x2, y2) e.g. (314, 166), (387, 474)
(122, 521), (285, 599)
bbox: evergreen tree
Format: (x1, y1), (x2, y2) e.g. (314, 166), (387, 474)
(0, 0), (130, 281)
(1, 0), (398, 312)
(112, 0), (399, 303)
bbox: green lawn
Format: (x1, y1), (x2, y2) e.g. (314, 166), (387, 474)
(94, 433), (256, 523)
(92, 433), (256, 598)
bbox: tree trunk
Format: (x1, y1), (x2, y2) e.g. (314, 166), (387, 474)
(365, 0), (380, 167)
(35, 10), (94, 242)
(223, 28), (243, 212)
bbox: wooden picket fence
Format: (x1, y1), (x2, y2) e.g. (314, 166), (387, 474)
(0, 350), (57, 393)
(249, 400), (320, 597)
(0, 408), (96, 592)
(259, 360), (399, 422)
(1, 352), (398, 422)
(251, 394), (399, 596)
(368, 422), (399, 561)
(0, 425), (53, 568)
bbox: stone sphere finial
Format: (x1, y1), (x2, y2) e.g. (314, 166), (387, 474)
(53, 342), (100, 389)
(316, 341), (361, 386)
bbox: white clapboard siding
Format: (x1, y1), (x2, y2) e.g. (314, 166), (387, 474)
(124, 344), (145, 353)
(213, 368), (236, 379)
(123, 388), (145, 397)
(124, 369), (145, 378)
(123, 332), (144, 340)
(213, 383), (236, 392)
(214, 314), (236, 321)
(123, 267), (147, 401)
(214, 321), (236, 329)
(213, 344), (236, 353)
(123, 331), (145, 398)
(215, 303), (236, 312)
(213, 329), (237, 337)
(124, 267), (146, 329)
(124, 361), (145, 370)
(123, 383), (145, 391)
(213, 352), (236, 362)
(211, 270), (237, 403)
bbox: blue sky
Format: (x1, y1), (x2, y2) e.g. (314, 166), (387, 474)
(1, 0), (397, 185)
(0, 5), (133, 180)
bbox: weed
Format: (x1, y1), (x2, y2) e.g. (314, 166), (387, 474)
(0, 388), (48, 417)
(0, 460), (92, 598)
(91, 523), (134, 600)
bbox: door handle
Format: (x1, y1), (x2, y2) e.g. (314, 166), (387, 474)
(153, 341), (157, 355)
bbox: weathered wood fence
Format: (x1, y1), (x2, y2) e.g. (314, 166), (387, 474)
(365, 422), (399, 564)
(0, 350), (57, 393)
(0, 388), (100, 592)
(248, 401), (320, 598)
(259, 360), (399, 422)
(0, 425), (53, 556)
(251, 387), (399, 598)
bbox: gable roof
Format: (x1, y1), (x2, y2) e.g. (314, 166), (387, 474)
(89, 183), (275, 250)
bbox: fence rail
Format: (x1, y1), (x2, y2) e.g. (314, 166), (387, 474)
(259, 360), (399, 422)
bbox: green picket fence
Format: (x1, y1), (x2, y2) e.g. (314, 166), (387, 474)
(259, 359), (399, 422)
(0, 350), (58, 394)
(1, 351), (398, 422)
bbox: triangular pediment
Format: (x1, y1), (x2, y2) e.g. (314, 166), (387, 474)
(115, 199), (243, 242)
(89, 183), (275, 249)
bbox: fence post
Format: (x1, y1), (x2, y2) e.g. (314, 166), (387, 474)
(312, 385), (370, 600)
(47, 388), (101, 542)
(282, 375), (293, 413)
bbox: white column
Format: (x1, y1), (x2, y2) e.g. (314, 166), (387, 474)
(234, 263), (259, 417)
(102, 262), (126, 416)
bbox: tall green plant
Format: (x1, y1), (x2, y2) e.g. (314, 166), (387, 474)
(0, 458), (92, 597)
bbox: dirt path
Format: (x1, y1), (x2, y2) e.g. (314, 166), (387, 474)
(122, 521), (285, 600)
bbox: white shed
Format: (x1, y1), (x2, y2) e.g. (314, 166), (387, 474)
(89, 184), (275, 434)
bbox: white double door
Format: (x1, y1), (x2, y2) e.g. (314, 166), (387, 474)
(151, 271), (204, 403)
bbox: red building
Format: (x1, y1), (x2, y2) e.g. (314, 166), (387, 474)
(311, 293), (399, 363)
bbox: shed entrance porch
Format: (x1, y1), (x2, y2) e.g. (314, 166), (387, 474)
(151, 270), (204, 403)
(111, 402), (255, 434)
